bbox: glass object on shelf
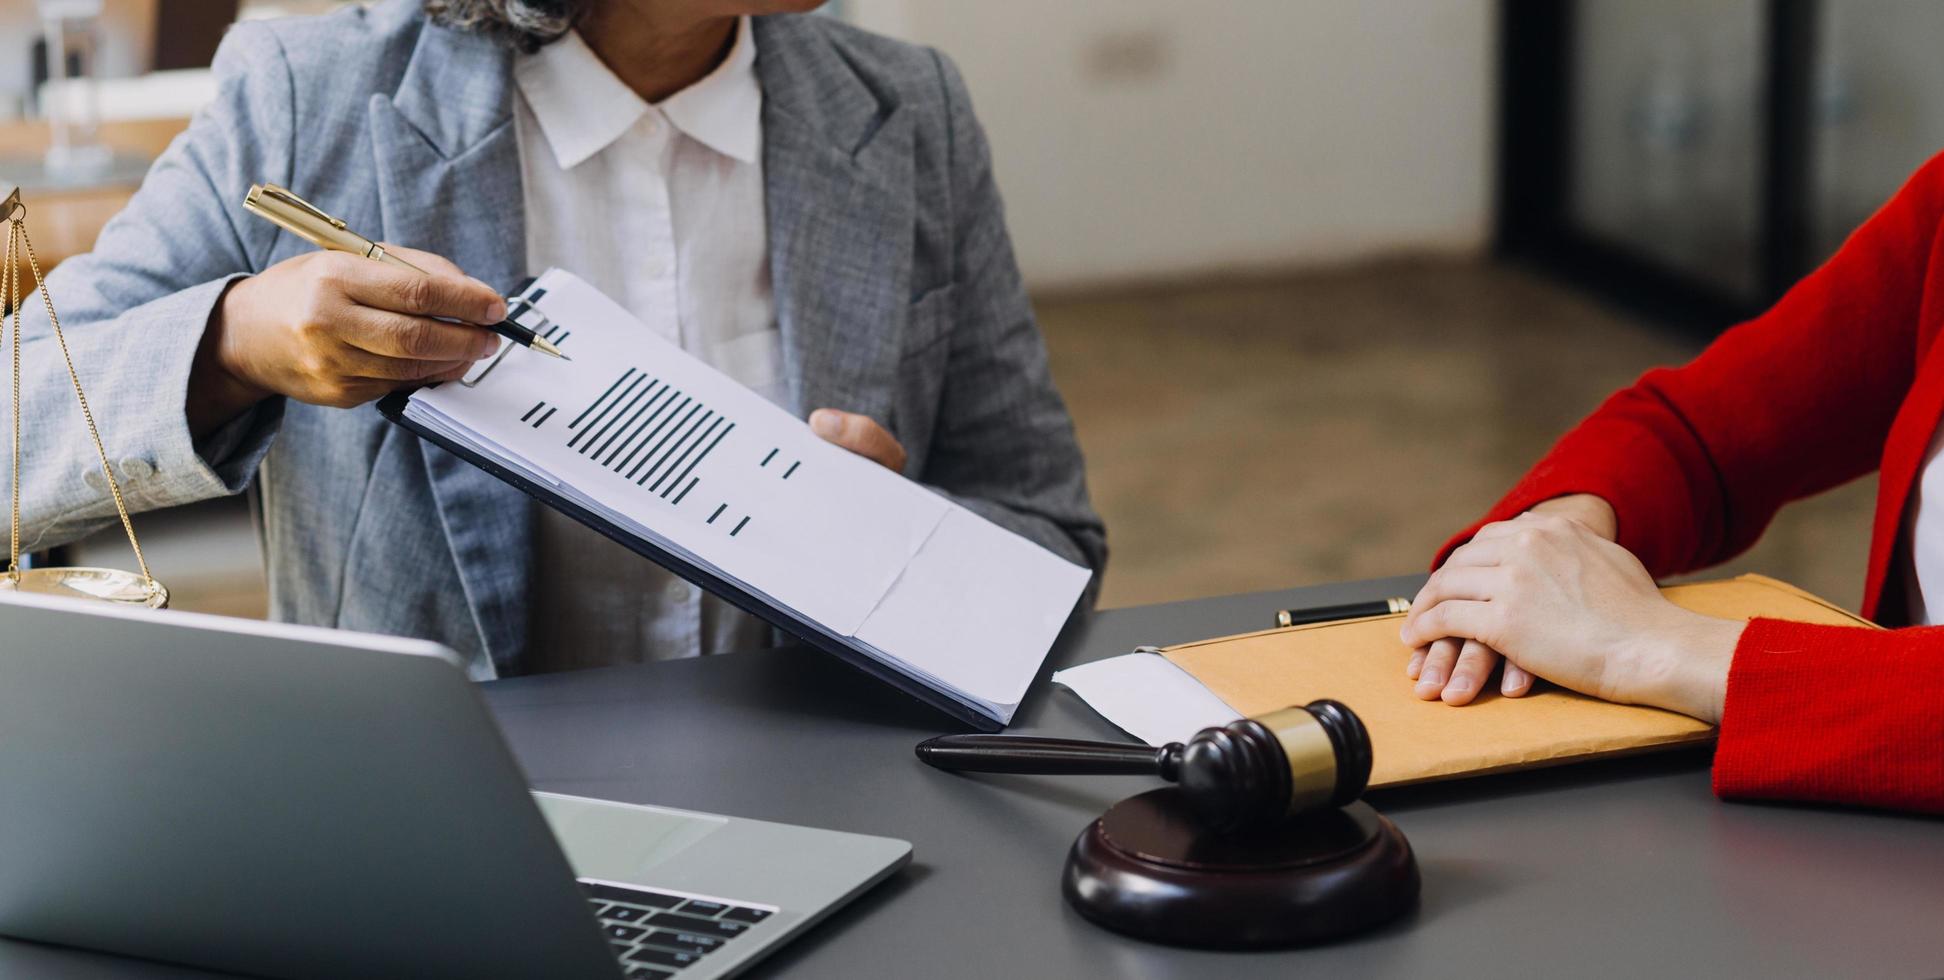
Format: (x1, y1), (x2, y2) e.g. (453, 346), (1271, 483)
(38, 0), (112, 183)
(1568, 0), (1764, 298)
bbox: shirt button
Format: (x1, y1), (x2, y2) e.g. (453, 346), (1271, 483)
(664, 579), (694, 603)
(83, 468), (106, 491)
(119, 457), (153, 481)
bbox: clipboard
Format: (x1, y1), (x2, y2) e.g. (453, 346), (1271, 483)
(375, 270), (1091, 734)
(377, 395), (1010, 734)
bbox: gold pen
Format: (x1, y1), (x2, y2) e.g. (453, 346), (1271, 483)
(242, 183), (568, 360)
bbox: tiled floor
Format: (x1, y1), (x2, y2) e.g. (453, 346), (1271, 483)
(1038, 259), (1877, 613)
(78, 258), (1878, 620)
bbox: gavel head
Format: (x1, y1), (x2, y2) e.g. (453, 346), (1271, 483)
(1165, 699), (1372, 833)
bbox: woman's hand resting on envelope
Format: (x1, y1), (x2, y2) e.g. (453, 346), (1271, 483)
(1404, 494), (1613, 704)
(1400, 495), (1746, 723)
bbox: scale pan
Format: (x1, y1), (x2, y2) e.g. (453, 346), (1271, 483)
(0, 567), (168, 609)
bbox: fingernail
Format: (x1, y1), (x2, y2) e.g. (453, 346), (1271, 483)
(485, 298), (507, 322)
(1444, 677), (1473, 696)
(810, 410), (842, 439)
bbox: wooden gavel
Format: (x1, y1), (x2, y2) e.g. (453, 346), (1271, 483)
(915, 700), (1373, 833)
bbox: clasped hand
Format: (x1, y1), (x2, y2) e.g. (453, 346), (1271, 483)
(1400, 499), (1743, 723)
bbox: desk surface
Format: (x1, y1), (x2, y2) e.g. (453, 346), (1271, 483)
(5, 576), (1942, 978)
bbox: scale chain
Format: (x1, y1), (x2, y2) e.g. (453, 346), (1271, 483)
(5, 206), (156, 593)
(8, 219), (19, 579)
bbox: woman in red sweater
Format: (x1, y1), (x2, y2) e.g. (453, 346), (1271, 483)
(1398, 153), (1944, 815)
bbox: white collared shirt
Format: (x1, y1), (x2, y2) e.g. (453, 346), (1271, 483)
(1904, 424), (1944, 624)
(513, 19), (782, 670)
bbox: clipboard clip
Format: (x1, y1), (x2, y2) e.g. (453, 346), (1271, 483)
(458, 293), (554, 388)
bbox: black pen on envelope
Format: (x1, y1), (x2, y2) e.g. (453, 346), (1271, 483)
(1273, 597), (1411, 629)
(242, 183), (569, 360)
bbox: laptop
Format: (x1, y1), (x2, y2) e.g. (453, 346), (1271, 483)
(0, 591), (911, 979)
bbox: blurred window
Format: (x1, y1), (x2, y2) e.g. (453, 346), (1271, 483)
(1810, 0), (1944, 262)
(1568, 0), (1764, 298)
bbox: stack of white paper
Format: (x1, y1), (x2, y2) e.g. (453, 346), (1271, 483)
(402, 269), (1090, 725)
(1050, 652), (1238, 746)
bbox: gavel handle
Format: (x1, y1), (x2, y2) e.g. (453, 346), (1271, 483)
(915, 734), (1174, 775)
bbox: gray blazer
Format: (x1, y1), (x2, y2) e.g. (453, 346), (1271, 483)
(11, 2), (1105, 678)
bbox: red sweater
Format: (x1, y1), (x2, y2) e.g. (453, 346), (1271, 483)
(1441, 153), (1944, 814)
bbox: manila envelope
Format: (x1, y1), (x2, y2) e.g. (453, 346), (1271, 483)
(1161, 574), (1872, 787)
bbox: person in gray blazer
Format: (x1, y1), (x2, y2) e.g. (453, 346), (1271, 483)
(9, 0), (1104, 679)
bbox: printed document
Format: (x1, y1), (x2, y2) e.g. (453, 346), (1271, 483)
(401, 269), (1090, 724)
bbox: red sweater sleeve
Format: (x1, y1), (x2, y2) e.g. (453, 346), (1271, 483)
(1436, 152), (1944, 575)
(1714, 619), (1944, 813)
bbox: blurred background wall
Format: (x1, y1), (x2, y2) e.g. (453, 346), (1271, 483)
(7, 0), (1944, 618)
(846, 0), (1497, 289)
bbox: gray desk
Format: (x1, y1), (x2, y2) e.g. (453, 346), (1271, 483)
(5, 576), (1942, 978)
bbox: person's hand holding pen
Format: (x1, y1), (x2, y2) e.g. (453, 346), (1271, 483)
(1404, 493), (1619, 705)
(186, 238), (913, 474)
(188, 246), (506, 436)
(207, 180), (911, 471)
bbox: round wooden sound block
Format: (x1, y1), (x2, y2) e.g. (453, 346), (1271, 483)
(1063, 788), (1419, 948)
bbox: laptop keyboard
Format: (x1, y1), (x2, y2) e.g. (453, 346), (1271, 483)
(582, 880), (775, 978)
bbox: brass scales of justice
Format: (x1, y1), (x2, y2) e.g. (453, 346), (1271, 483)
(0, 185), (167, 608)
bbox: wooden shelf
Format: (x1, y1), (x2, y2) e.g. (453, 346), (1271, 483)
(1, 116), (190, 267)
